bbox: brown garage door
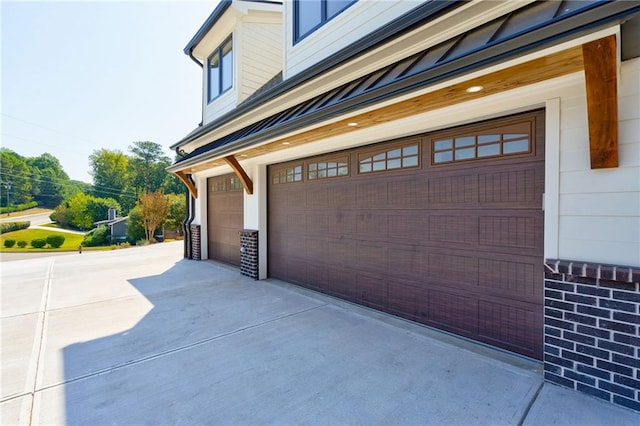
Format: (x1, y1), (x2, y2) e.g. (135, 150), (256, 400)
(268, 110), (545, 359)
(207, 173), (244, 266)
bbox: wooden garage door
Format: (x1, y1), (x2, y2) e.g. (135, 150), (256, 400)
(268, 111), (545, 359)
(207, 173), (243, 266)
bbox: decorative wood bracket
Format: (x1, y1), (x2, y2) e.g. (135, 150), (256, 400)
(174, 171), (198, 199)
(582, 35), (618, 169)
(224, 155), (254, 194)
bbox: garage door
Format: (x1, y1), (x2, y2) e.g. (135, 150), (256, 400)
(268, 111), (545, 359)
(207, 173), (244, 266)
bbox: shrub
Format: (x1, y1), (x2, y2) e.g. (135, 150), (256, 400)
(0, 201), (38, 214)
(82, 225), (110, 247)
(3, 239), (16, 248)
(31, 239), (46, 248)
(136, 239), (150, 246)
(46, 235), (66, 248)
(17, 241), (27, 248)
(1, 221), (30, 234)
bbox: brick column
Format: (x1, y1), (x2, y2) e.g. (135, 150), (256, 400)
(190, 225), (201, 260)
(544, 259), (640, 412)
(239, 230), (258, 279)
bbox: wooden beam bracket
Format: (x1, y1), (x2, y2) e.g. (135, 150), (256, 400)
(582, 35), (619, 169)
(174, 171), (198, 199)
(224, 155), (254, 195)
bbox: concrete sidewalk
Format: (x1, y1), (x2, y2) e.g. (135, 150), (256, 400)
(1, 242), (638, 425)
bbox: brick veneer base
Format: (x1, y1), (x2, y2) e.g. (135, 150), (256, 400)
(190, 225), (201, 260)
(544, 259), (640, 412)
(239, 230), (258, 279)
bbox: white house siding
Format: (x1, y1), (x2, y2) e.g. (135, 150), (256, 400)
(203, 87), (237, 125)
(283, 0), (417, 79)
(557, 58), (640, 266)
(238, 21), (282, 104)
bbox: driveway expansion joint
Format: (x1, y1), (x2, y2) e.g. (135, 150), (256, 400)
(33, 303), (328, 393)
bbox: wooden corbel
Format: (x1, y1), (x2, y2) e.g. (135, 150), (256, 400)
(224, 155), (254, 194)
(174, 171), (198, 199)
(582, 35), (618, 169)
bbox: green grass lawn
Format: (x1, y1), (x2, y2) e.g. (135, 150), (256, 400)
(0, 228), (86, 252)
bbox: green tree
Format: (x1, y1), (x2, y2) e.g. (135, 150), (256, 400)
(0, 148), (32, 206)
(162, 173), (187, 196)
(128, 141), (171, 194)
(56, 192), (120, 230)
(89, 149), (130, 202)
(164, 193), (186, 235)
(27, 153), (70, 207)
(67, 192), (94, 229)
(126, 206), (146, 243)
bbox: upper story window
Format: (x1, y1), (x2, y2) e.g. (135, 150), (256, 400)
(208, 36), (233, 103)
(294, 0), (357, 43)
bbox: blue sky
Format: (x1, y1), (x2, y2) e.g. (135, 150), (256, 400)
(1, 0), (216, 182)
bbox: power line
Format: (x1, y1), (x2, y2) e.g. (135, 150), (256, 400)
(2, 113), (96, 145)
(0, 170), (139, 200)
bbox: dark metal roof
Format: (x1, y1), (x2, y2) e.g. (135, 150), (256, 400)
(173, 0), (640, 168)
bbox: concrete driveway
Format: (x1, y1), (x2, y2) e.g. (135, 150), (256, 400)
(2, 242), (638, 425)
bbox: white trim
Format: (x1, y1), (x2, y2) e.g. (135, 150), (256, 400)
(544, 98), (561, 260)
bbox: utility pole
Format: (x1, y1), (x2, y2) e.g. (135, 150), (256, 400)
(1, 181), (11, 215)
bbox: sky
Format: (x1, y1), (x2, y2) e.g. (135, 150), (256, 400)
(1, 0), (218, 183)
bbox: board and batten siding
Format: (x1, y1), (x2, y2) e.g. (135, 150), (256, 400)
(283, 0), (416, 79)
(558, 58), (640, 266)
(238, 21), (282, 103)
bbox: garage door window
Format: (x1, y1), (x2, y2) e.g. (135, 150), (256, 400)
(359, 143), (419, 173)
(272, 165), (303, 184)
(211, 176), (243, 192)
(432, 122), (532, 165)
(308, 158), (349, 180)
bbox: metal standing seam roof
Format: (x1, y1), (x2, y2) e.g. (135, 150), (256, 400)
(172, 0), (640, 169)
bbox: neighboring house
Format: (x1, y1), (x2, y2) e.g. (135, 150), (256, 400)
(94, 208), (128, 243)
(168, 0), (640, 410)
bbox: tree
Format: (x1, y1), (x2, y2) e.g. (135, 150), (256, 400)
(66, 193), (94, 230)
(164, 193), (186, 235)
(138, 190), (169, 241)
(128, 141), (171, 195)
(27, 153), (70, 207)
(126, 206), (145, 243)
(0, 148), (32, 206)
(53, 192), (120, 230)
(89, 149), (130, 202)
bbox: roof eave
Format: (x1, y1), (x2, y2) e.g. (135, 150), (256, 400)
(183, 0), (233, 57)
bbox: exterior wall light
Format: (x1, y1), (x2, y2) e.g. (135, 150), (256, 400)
(466, 85), (484, 93)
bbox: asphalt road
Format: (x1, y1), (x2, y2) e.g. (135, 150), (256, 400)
(0, 211), (53, 226)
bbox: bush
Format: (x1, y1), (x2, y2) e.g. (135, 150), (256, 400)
(46, 235), (66, 248)
(3, 239), (16, 248)
(1, 221), (30, 234)
(17, 241), (27, 248)
(0, 201), (38, 214)
(82, 225), (110, 247)
(31, 239), (46, 248)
